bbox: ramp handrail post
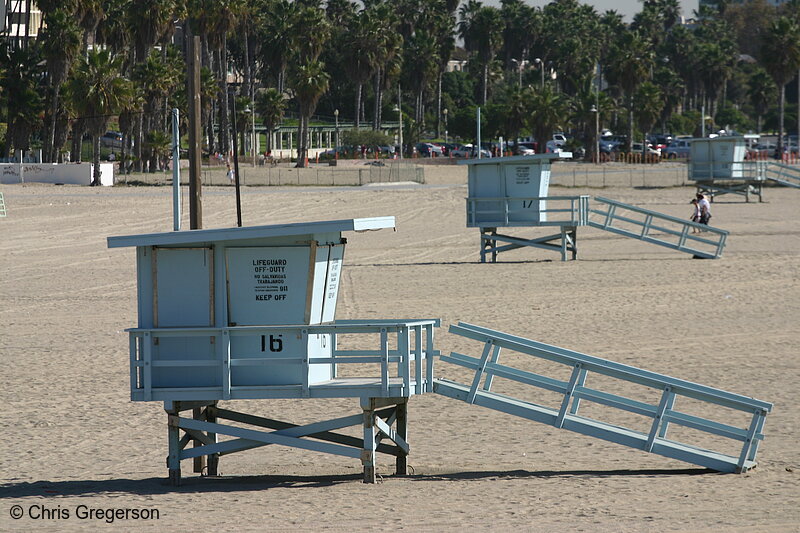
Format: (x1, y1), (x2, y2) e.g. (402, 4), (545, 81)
(657, 392), (677, 438)
(568, 368), (588, 415)
(646, 386), (674, 452)
(746, 410), (768, 462)
(399, 326), (411, 395)
(603, 203), (616, 229)
(555, 363), (583, 428)
(737, 409), (766, 471)
(413, 325), (423, 395)
(425, 323), (435, 392)
(467, 339), (495, 404)
(641, 214), (653, 238)
(482, 344), (503, 392)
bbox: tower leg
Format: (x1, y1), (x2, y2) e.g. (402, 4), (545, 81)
(206, 403), (219, 476)
(362, 405), (377, 483)
(395, 400), (408, 475)
(167, 411), (181, 486)
(192, 407), (206, 473)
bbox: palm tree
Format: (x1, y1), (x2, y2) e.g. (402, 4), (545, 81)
(761, 16), (800, 156)
(132, 49), (182, 171)
(633, 81), (663, 150)
(503, 84), (529, 153)
(606, 30), (653, 152)
(254, 87), (287, 153)
(0, 43), (44, 159)
(39, 8), (82, 163)
(291, 60), (330, 168)
(66, 49), (133, 185)
(459, 4), (503, 105)
(527, 85), (568, 153)
(258, 0), (296, 92)
(747, 69), (776, 134)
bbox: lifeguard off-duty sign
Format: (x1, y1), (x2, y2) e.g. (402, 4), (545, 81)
(226, 245), (343, 326)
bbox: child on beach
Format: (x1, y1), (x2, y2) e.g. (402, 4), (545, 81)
(690, 198), (701, 232)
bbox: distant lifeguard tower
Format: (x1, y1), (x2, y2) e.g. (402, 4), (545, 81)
(461, 154), (589, 261)
(108, 218), (438, 484)
(689, 136), (765, 202)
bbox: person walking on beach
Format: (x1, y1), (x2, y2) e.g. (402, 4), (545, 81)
(690, 198), (701, 233)
(226, 162), (235, 183)
(697, 193), (711, 226)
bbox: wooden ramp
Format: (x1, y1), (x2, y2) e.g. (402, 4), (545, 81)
(587, 196), (728, 259)
(434, 322), (772, 473)
(764, 162), (800, 188)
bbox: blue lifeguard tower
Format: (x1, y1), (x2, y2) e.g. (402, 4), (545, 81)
(462, 154), (589, 262)
(108, 218), (439, 484)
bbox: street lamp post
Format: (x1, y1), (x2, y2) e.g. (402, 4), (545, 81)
(395, 85), (403, 159)
(511, 59), (522, 87)
(534, 58), (544, 88)
(591, 104), (599, 164)
(334, 109), (339, 149)
(443, 108), (448, 144)
(244, 105), (255, 167)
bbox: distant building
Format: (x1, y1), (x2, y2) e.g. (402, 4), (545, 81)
(2, 1), (43, 48)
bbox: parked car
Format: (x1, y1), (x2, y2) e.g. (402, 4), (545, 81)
(451, 144), (491, 158)
(100, 131), (123, 149)
(516, 142), (536, 155)
(415, 142), (444, 157)
(552, 133), (567, 147)
(663, 138), (692, 158)
(630, 142), (660, 157)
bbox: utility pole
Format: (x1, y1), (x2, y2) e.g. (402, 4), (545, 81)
(187, 33), (203, 230)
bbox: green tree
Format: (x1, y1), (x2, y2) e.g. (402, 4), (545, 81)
(459, 4), (503, 105)
(606, 30), (653, 151)
(761, 16), (800, 155)
(254, 87), (287, 153)
(291, 60), (330, 167)
(0, 43), (44, 158)
(527, 85), (569, 152)
(40, 8), (82, 162)
(66, 49), (133, 185)
(747, 68), (776, 134)
(633, 81), (663, 148)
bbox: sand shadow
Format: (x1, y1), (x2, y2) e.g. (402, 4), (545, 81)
(406, 467), (716, 482)
(1, 467), (716, 498)
(349, 259), (555, 267)
(0, 473), (365, 498)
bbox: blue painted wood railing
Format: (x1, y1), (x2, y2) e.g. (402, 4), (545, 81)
(434, 322), (772, 473)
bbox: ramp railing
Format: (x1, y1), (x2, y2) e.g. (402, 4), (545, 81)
(434, 322), (772, 473)
(0, 191), (6, 217)
(588, 196), (728, 259)
(764, 162), (800, 188)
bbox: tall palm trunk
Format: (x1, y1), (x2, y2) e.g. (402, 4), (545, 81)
(46, 86), (60, 162)
(482, 64), (489, 105)
(91, 134), (101, 186)
(372, 70), (381, 130)
(777, 83), (786, 156)
(354, 84), (362, 129)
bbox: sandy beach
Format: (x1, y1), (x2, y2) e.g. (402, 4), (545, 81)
(1, 162), (798, 532)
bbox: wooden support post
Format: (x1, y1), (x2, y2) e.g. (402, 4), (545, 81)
(206, 403), (219, 476)
(167, 411), (182, 486)
(192, 407), (206, 473)
(362, 401), (377, 483)
(395, 400), (408, 476)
